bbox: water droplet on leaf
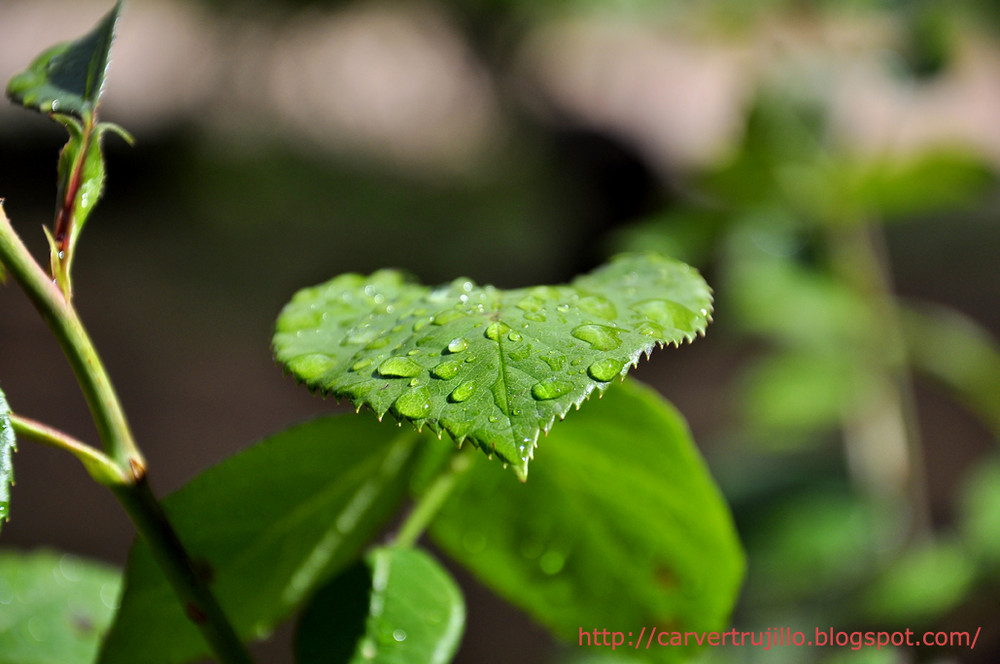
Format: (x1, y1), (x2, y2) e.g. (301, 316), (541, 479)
(572, 324), (622, 350)
(378, 357), (422, 378)
(351, 358), (374, 372)
(449, 381), (476, 402)
(485, 321), (511, 341)
(578, 295), (617, 320)
(393, 386), (432, 418)
(532, 378), (574, 401)
(588, 358), (623, 382)
(447, 337), (469, 353)
(431, 359), (463, 380)
(631, 299), (697, 329)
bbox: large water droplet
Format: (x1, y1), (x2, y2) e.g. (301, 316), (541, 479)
(541, 355), (565, 371)
(433, 310), (466, 325)
(508, 331), (522, 342)
(345, 325), (378, 345)
(289, 354), (336, 377)
(524, 312), (546, 323)
(578, 295), (618, 320)
(572, 324), (622, 350)
(485, 321), (511, 341)
(431, 359), (463, 380)
(631, 299), (697, 329)
(393, 386), (432, 418)
(588, 358), (624, 382)
(378, 357), (422, 378)
(516, 295), (545, 313)
(635, 321), (667, 338)
(393, 629), (407, 642)
(365, 336), (392, 350)
(447, 337), (469, 353)
(449, 381), (476, 402)
(532, 378), (574, 401)
(412, 318), (431, 332)
(351, 358), (374, 372)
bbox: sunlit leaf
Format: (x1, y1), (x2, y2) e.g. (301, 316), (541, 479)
(296, 547), (464, 664)
(429, 382), (743, 663)
(98, 415), (422, 664)
(274, 254), (712, 478)
(0, 550), (121, 664)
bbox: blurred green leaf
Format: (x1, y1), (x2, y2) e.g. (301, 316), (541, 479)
(98, 415), (423, 664)
(960, 456), (1000, 568)
(274, 254), (712, 479)
(296, 547), (464, 664)
(0, 386), (14, 531)
(740, 351), (875, 443)
(0, 550), (121, 664)
(902, 303), (1000, 439)
(5, 2), (121, 118)
(430, 381), (743, 663)
(865, 540), (976, 623)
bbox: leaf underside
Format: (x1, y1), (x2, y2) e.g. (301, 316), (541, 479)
(5, 1), (121, 118)
(0, 385), (15, 532)
(274, 253), (712, 478)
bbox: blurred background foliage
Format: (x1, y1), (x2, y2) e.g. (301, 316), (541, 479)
(1, 0), (999, 662)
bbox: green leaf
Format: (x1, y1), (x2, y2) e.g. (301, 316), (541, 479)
(959, 456), (1000, 568)
(98, 415), (423, 664)
(274, 253), (712, 478)
(5, 2), (121, 118)
(428, 381), (744, 663)
(296, 547), (465, 664)
(902, 303), (1000, 440)
(0, 550), (121, 664)
(0, 386), (15, 532)
(865, 540), (976, 623)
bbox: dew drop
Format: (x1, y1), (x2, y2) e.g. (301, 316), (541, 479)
(407, 349), (421, 356)
(485, 321), (511, 341)
(571, 324), (622, 351)
(393, 386), (432, 418)
(588, 358), (624, 382)
(556, 304), (570, 313)
(532, 378), (574, 401)
(289, 354), (336, 377)
(524, 312), (546, 323)
(432, 310), (466, 325)
(351, 358), (374, 372)
(431, 359), (463, 380)
(539, 551), (566, 575)
(578, 295), (618, 320)
(346, 325), (378, 345)
(631, 299), (697, 329)
(516, 295), (545, 313)
(365, 336), (392, 350)
(488, 415), (499, 423)
(635, 321), (667, 338)
(378, 357), (422, 378)
(449, 381), (476, 402)
(409, 378), (423, 387)
(412, 318), (431, 332)
(508, 331), (522, 342)
(393, 629), (407, 642)
(447, 337), (469, 353)
(541, 355), (564, 371)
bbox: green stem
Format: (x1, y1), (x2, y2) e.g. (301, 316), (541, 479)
(0, 203), (256, 664)
(395, 451), (473, 548)
(828, 220), (931, 541)
(111, 479), (254, 664)
(0, 202), (143, 474)
(10, 414), (127, 487)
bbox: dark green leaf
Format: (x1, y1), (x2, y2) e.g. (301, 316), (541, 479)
(296, 547), (465, 664)
(5, 2), (121, 118)
(0, 550), (121, 664)
(0, 386), (15, 531)
(274, 254), (712, 478)
(429, 381), (743, 663)
(98, 415), (423, 664)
